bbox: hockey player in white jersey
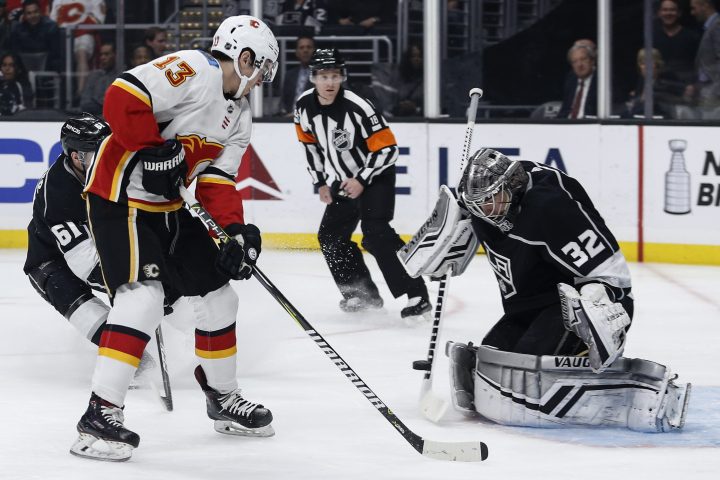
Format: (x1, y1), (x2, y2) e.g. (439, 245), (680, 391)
(71, 16), (279, 461)
(402, 148), (690, 432)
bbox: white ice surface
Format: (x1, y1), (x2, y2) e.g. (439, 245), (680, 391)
(0, 249), (718, 479)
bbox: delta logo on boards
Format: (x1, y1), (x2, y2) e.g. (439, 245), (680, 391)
(662, 139), (720, 215)
(0, 138), (283, 203)
(235, 144), (283, 200)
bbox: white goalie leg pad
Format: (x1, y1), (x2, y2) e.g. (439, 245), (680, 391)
(445, 341), (478, 414)
(67, 296), (109, 342)
(398, 185), (479, 278)
(558, 283), (631, 373)
(471, 346), (691, 432)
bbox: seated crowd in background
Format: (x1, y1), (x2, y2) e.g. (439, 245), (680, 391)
(0, 0), (719, 120)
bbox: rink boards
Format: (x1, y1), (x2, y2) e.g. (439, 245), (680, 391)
(0, 121), (718, 264)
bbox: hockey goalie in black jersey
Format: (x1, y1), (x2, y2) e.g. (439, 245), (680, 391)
(402, 148), (690, 432)
(24, 113), (114, 347)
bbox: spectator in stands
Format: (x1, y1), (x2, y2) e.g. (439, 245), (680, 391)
(50, 0), (106, 99)
(622, 48), (682, 119)
(0, 1), (12, 53)
(0, 52), (33, 114)
(558, 41), (597, 119)
(281, 34), (314, 115)
(9, 0), (62, 72)
(277, 0), (328, 34)
(144, 26), (167, 58)
(332, 1), (396, 31)
(79, 41), (116, 115)
(128, 44), (152, 68)
(685, 0), (720, 114)
(371, 43), (423, 118)
(654, 0), (701, 86)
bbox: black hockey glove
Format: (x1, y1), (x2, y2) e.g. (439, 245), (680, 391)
(215, 223), (262, 280)
(139, 140), (187, 199)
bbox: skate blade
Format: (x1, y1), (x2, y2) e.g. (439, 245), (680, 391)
(69, 433), (134, 462)
(402, 311), (432, 326)
(213, 420), (275, 437)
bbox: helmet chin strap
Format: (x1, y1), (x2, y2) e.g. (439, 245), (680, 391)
(231, 59), (260, 100)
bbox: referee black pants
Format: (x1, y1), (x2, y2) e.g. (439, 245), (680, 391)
(318, 172), (426, 300)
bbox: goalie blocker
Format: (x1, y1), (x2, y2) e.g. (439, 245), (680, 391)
(446, 341), (690, 433)
(398, 185), (479, 279)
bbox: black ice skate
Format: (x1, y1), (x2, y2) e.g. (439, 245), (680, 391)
(69, 393), (140, 462)
(194, 365), (275, 437)
(401, 296), (432, 320)
(339, 295), (384, 312)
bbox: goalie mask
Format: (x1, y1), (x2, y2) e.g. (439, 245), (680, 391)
(458, 148), (528, 232)
(211, 15), (279, 99)
(60, 112), (111, 172)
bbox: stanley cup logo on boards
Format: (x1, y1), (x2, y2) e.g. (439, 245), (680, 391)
(664, 139), (691, 215)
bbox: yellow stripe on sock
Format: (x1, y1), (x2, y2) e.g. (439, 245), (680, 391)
(195, 346), (237, 359)
(98, 347), (141, 368)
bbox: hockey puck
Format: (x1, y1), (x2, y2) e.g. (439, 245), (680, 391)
(412, 360), (432, 371)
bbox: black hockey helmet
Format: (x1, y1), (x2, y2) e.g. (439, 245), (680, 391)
(309, 48), (347, 81)
(458, 148), (529, 232)
(60, 113), (111, 157)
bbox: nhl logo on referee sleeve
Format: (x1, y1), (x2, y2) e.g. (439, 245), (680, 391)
(331, 128), (353, 151)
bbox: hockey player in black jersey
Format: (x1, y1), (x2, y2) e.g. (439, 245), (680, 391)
(457, 148), (635, 362)
(404, 148), (690, 431)
(24, 113), (113, 347)
(294, 48), (431, 319)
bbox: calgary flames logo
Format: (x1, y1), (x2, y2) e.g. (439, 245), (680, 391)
(249, 19), (260, 28)
(177, 134), (224, 178)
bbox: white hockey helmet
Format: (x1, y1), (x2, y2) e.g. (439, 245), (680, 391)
(211, 15), (279, 99)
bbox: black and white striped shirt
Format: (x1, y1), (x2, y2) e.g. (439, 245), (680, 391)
(294, 87), (398, 186)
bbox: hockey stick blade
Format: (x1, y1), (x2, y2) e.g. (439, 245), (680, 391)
(155, 325), (173, 411)
(422, 439), (488, 462)
(178, 186), (489, 462)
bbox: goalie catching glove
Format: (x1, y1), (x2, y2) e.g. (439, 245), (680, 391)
(558, 283), (631, 373)
(216, 224), (262, 280)
(139, 139), (187, 199)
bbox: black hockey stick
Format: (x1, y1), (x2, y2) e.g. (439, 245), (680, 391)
(413, 87), (484, 421)
(412, 273), (450, 422)
(179, 186), (488, 462)
(155, 325), (173, 411)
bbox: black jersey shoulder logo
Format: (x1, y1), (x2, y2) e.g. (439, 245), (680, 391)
(331, 127), (353, 151)
(484, 244), (517, 299)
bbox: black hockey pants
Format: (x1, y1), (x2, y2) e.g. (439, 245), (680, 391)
(317, 171), (426, 300)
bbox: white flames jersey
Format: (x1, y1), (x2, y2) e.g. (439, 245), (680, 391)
(85, 50), (253, 227)
(50, 0), (106, 27)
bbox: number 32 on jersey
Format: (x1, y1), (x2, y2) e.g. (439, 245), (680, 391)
(153, 56), (197, 87)
(561, 229), (606, 267)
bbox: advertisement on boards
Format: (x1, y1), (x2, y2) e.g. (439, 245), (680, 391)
(643, 126), (720, 246)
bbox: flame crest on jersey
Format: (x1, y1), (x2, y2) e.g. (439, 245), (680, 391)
(177, 134), (224, 178)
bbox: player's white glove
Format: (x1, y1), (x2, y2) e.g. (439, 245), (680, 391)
(558, 283), (631, 373)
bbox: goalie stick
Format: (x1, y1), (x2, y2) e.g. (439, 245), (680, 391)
(179, 186), (489, 462)
(411, 87), (484, 422)
(413, 274), (450, 423)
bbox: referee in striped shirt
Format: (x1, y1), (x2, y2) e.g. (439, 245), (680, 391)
(294, 49), (431, 319)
